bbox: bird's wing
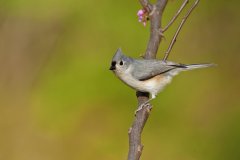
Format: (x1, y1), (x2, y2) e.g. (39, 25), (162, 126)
(131, 60), (185, 81)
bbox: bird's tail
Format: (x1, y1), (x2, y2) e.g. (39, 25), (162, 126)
(167, 63), (216, 76)
(184, 63), (216, 70)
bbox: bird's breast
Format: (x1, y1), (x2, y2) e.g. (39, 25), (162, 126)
(141, 75), (171, 93)
(116, 72), (172, 94)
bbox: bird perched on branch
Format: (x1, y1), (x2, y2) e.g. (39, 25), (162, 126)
(110, 48), (215, 113)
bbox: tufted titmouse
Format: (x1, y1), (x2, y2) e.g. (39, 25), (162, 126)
(110, 48), (215, 112)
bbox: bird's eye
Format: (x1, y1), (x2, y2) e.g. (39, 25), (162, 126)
(119, 61), (123, 66)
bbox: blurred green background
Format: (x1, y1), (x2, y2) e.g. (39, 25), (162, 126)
(0, 0), (239, 159)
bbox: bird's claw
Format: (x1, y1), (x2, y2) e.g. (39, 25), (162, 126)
(134, 103), (151, 116)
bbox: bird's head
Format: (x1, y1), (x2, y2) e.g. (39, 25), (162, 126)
(109, 48), (132, 74)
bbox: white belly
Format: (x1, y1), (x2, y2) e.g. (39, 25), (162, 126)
(117, 72), (172, 96)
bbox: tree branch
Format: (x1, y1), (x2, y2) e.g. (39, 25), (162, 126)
(144, 0), (168, 59)
(127, 0), (168, 160)
(139, 0), (152, 13)
(127, 0), (201, 159)
(162, 0), (189, 32)
(163, 0), (200, 61)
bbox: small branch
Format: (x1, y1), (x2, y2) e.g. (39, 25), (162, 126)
(144, 0), (168, 59)
(163, 0), (200, 61)
(162, 0), (189, 32)
(127, 0), (201, 159)
(128, 92), (151, 160)
(128, 0), (168, 160)
(139, 0), (153, 13)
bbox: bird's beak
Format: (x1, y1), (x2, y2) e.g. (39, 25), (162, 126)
(109, 65), (116, 70)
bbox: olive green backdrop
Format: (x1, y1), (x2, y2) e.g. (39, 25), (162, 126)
(0, 0), (239, 159)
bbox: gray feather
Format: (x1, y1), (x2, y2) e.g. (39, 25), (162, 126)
(184, 63), (216, 70)
(130, 59), (215, 81)
(131, 59), (183, 81)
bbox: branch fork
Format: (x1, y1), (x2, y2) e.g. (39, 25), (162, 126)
(127, 1), (200, 159)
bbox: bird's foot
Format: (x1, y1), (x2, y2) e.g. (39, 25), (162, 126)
(134, 102), (151, 115)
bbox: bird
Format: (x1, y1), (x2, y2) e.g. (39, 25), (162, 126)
(109, 48), (215, 113)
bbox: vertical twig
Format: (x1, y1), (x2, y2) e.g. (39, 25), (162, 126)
(163, 0), (200, 61)
(162, 0), (189, 32)
(127, 0), (168, 160)
(144, 0), (168, 59)
(128, 0), (200, 159)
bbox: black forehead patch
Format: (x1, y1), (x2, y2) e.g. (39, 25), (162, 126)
(111, 61), (116, 66)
